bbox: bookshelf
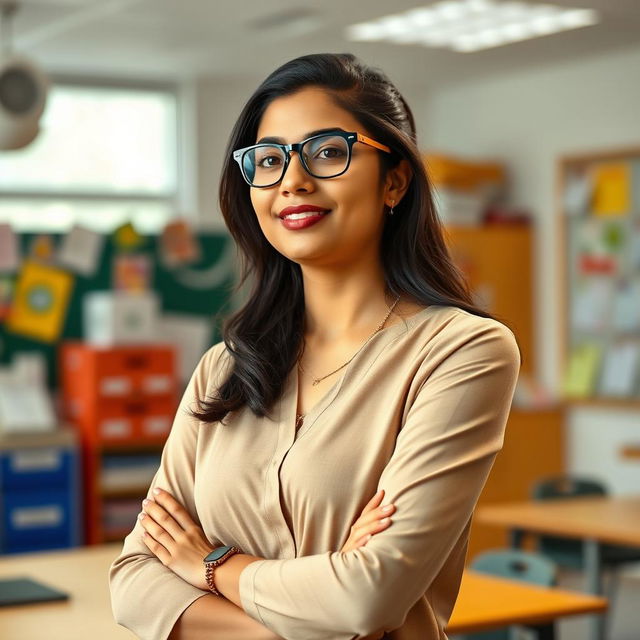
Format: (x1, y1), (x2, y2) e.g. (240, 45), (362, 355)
(556, 145), (640, 405)
(444, 223), (565, 560)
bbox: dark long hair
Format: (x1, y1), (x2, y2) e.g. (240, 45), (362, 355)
(194, 52), (504, 425)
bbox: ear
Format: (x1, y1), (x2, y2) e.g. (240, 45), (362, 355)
(383, 159), (413, 208)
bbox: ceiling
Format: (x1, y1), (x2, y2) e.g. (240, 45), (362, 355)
(5, 0), (640, 89)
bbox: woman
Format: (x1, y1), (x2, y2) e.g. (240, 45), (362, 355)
(109, 53), (521, 640)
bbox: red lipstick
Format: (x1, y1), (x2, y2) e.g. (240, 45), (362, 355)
(278, 204), (331, 231)
(278, 205), (330, 218)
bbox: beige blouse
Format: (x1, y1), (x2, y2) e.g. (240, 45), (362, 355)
(109, 305), (520, 640)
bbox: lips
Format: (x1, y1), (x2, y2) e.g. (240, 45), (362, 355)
(278, 205), (331, 219)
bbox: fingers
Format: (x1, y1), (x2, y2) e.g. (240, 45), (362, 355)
(139, 491), (188, 541)
(350, 503), (396, 548)
(138, 509), (176, 550)
(362, 489), (385, 513)
(141, 528), (171, 565)
(150, 488), (197, 531)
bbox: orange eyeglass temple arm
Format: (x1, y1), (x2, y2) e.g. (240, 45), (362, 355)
(357, 132), (391, 154)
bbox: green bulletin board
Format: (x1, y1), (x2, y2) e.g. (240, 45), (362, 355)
(0, 231), (235, 389)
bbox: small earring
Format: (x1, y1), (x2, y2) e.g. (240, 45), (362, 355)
(388, 200), (395, 216)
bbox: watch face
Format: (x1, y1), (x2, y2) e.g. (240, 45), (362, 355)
(204, 545), (233, 563)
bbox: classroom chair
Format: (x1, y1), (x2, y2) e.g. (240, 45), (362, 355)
(460, 549), (557, 640)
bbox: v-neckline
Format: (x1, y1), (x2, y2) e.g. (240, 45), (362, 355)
(284, 304), (438, 443)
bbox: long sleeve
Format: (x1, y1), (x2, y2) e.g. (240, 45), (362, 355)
(238, 318), (521, 640)
(109, 343), (229, 640)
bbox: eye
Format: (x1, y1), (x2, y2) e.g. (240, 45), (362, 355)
(256, 153), (283, 168)
(314, 145), (346, 159)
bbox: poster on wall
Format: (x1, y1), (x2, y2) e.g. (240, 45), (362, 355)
(6, 261), (74, 343)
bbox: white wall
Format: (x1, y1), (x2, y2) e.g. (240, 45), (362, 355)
(192, 76), (256, 229)
(417, 44), (640, 491)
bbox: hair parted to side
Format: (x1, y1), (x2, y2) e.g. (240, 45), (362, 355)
(193, 52), (511, 426)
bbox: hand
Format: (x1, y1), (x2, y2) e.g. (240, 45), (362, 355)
(139, 488), (214, 591)
(340, 489), (396, 554)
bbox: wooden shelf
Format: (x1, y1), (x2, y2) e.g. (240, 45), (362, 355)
(100, 487), (151, 499)
(102, 530), (130, 543)
(565, 397), (640, 409)
(620, 445), (640, 461)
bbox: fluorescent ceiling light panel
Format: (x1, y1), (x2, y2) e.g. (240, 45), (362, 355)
(346, 0), (599, 52)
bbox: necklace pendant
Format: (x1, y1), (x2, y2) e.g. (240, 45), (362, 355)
(312, 379), (320, 386)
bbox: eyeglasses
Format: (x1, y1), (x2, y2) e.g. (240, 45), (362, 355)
(232, 130), (392, 188)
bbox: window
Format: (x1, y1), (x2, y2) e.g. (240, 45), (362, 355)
(0, 82), (178, 233)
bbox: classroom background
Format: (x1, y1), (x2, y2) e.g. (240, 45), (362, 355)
(0, 1), (638, 639)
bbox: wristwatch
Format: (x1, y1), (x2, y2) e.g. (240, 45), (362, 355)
(203, 545), (242, 596)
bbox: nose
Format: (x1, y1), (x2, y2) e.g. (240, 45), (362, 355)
(280, 150), (315, 194)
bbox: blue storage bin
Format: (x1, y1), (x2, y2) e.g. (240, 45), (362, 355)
(0, 447), (74, 491)
(1, 488), (80, 550)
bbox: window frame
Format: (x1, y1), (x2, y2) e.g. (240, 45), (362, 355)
(0, 74), (186, 231)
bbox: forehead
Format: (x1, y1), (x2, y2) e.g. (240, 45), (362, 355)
(255, 87), (363, 143)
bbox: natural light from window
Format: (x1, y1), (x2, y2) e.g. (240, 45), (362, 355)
(0, 83), (178, 232)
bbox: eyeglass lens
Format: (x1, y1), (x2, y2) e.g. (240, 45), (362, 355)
(242, 134), (350, 187)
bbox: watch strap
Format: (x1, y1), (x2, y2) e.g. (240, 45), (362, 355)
(204, 545), (242, 596)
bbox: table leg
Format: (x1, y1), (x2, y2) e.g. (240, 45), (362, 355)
(527, 622), (555, 640)
(517, 622), (556, 640)
(509, 528), (525, 548)
(584, 538), (606, 640)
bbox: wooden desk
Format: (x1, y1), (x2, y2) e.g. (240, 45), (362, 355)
(0, 544), (134, 640)
(448, 571), (607, 637)
(0, 544), (607, 640)
(476, 495), (640, 640)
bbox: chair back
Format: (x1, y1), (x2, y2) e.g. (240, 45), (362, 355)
(532, 475), (607, 500)
(471, 549), (557, 587)
(461, 550), (557, 640)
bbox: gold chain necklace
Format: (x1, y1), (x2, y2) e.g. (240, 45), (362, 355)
(296, 294), (401, 428)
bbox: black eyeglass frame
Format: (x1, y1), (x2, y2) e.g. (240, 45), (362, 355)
(232, 130), (392, 188)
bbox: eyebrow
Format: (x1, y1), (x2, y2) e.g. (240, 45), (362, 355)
(256, 127), (347, 145)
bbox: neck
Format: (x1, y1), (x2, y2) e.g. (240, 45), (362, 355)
(299, 263), (395, 344)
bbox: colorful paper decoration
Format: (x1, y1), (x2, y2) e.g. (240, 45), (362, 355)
(591, 162), (631, 216)
(563, 342), (603, 398)
(0, 224), (20, 272)
(0, 275), (13, 320)
(29, 234), (56, 264)
(57, 225), (104, 277)
(114, 222), (144, 251)
(113, 254), (152, 292)
(6, 261), (74, 343)
(160, 219), (201, 267)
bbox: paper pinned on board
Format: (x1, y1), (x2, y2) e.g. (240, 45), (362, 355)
(0, 224), (20, 272)
(29, 234), (56, 264)
(6, 261), (74, 343)
(612, 280), (640, 332)
(57, 225), (104, 277)
(591, 162), (631, 217)
(0, 275), (13, 320)
(159, 219), (202, 268)
(563, 169), (592, 216)
(156, 313), (212, 384)
(114, 222), (144, 251)
(570, 277), (615, 333)
(563, 342), (603, 398)
(113, 253), (153, 292)
(599, 342), (640, 397)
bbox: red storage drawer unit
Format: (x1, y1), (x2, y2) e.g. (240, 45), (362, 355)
(59, 341), (178, 544)
(60, 342), (178, 446)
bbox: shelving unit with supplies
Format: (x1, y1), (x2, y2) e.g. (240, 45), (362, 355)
(60, 342), (177, 544)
